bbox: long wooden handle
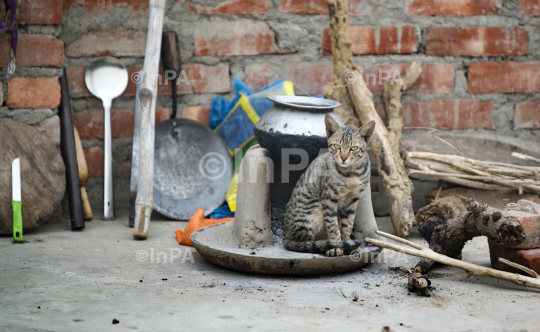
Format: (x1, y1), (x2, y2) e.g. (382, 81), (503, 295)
(73, 126), (93, 221)
(80, 186), (92, 220)
(133, 0), (166, 239)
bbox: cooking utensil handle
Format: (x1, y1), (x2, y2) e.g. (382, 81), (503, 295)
(12, 201), (22, 242)
(73, 126), (93, 221)
(103, 98), (115, 220)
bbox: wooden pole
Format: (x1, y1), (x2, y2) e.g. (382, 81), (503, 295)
(133, 0), (166, 240)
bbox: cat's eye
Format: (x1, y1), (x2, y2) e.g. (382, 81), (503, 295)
(350, 146), (359, 151)
(333, 144), (341, 149)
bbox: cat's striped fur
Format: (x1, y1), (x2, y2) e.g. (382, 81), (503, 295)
(283, 115), (375, 257)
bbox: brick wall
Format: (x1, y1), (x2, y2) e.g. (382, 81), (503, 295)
(2, 0), (540, 210)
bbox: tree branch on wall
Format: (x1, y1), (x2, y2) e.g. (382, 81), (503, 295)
(323, 0), (418, 237)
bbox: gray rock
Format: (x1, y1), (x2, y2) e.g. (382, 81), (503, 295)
(234, 145), (274, 249)
(0, 120), (65, 234)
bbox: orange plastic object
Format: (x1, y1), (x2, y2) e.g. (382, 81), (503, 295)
(175, 208), (233, 246)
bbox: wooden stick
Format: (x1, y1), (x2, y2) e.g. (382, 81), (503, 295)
(499, 258), (539, 278)
(406, 158), (508, 190)
(512, 152), (540, 164)
(133, 0), (166, 240)
(411, 152), (540, 171)
(366, 231), (540, 290)
(73, 126), (92, 220)
(374, 230), (424, 250)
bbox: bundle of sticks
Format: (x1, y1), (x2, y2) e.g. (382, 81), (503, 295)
(405, 151), (540, 195)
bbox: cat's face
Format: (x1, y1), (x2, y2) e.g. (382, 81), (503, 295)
(325, 115), (375, 168)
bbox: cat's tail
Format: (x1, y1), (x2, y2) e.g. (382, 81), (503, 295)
(283, 238), (364, 253)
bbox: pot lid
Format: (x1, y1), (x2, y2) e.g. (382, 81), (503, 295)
(267, 95), (341, 110)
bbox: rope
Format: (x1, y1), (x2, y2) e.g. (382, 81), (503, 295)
(0, 0), (20, 81)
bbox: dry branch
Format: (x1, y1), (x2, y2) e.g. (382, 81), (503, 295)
(405, 151), (540, 195)
(324, 0), (418, 237)
(392, 198), (528, 296)
(323, 0), (360, 128)
(382, 62), (422, 145)
(365, 230), (540, 294)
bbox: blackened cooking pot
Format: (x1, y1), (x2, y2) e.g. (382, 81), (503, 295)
(253, 95), (344, 209)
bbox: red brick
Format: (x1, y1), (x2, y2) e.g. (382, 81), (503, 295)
(179, 63), (231, 94)
(66, 28), (147, 58)
(513, 215), (540, 249)
(468, 62), (540, 94)
(63, 0), (148, 13)
(245, 62), (453, 95)
(194, 20), (288, 56)
(280, 0), (364, 15)
(426, 26), (528, 57)
(515, 101), (540, 129)
(0, 35), (63, 67)
(18, 0), (62, 24)
(155, 108), (171, 123)
(521, 0), (540, 15)
(124, 63), (231, 96)
(34, 115), (60, 146)
(403, 99), (495, 130)
(68, 63), (230, 99)
(84, 147), (104, 178)
(364, 63), (454, 95)
(182, 106), (211, 126)
(7, 77), (61, 109)
(189, 0), (272, 14)
(406, 0), (502, 16)
(489, 241), (540, 275)
(245, 62), (333, 95)
(321, 25), (417, 55)
(66, 67), (90, 98)
(73, 108), (170, 140)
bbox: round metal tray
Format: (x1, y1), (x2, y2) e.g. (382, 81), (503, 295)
(191, 222), (383, 276)
(153, 119), (233, 220)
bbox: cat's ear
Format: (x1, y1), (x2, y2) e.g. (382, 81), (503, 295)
(325, 114), (341, 139)
(357, 120), (376, 144)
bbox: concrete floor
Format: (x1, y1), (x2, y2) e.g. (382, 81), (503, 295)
(1, 209), (538, 332)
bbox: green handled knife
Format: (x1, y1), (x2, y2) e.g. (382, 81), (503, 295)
(12, 158), (22, 242)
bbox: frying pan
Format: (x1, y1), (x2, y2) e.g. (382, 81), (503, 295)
(152, 119), (232, 220)
(129, 32), (232, 223)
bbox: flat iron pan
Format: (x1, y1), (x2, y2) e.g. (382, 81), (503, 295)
(153, 119), (232, 220)
(191, 222), (383, 276)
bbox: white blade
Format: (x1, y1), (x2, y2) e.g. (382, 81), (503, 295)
(12, 158), (21, 202)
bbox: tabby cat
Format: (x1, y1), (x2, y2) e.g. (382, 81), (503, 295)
(283, 115), (375, 257)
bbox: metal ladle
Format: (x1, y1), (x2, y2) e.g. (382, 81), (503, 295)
(85, 57), (128, 220)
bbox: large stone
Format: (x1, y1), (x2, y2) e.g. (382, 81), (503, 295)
(234, 145), (274, 249)
(0, 120), (65, 234)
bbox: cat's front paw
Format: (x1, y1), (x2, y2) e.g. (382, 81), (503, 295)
(326, 248), (344, 257)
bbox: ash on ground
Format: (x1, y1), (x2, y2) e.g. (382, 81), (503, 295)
(271, 207), (285, 246)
